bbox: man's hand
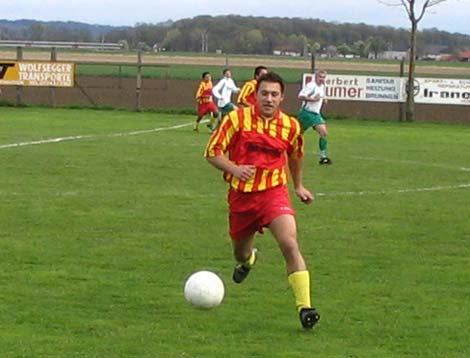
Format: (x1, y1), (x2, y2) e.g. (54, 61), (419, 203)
(233, 165), (256, 181)
(295, 186), (314, 204)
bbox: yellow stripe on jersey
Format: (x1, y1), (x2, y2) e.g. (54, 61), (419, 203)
(205, 106), (303, 193)
(257, 169), (269, 191)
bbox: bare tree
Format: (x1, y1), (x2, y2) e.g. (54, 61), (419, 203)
(379, 0), (448, 121)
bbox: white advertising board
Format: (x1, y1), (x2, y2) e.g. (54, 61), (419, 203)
(303, 74), (470, 106)
(303, 73), (404, 103)
(413, 77), (470, 106)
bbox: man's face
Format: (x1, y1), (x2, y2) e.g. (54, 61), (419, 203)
(256, 81), (284, 118)
(315, 72), (326, 85)
(224, 70), (232, 78)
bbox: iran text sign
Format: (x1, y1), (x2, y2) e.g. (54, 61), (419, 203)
(413, 77), (470, 105)
(0, 61), (74, 87)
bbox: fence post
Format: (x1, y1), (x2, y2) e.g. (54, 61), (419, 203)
(136, 50), (142, 111)
(16, 46), (23, 106)
(399, 58), (405, 122)
(118, 65), (122, 89)
(50, 47), (57, 108)
(310, 53), (316, 73)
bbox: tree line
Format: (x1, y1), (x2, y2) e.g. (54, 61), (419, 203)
(1, 16), (469, 57)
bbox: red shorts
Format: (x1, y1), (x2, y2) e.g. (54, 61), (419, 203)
(197, 102), (218, 117)
(228, 185), (295, 241)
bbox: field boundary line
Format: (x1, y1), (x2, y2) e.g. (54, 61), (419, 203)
(317, 183), (470, 197)
(348, 155), (470, 172)
(0, 121), (195, 150)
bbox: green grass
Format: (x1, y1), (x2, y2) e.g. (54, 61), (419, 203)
(75, 61), (470, 82)
(76, 63), (309, 83)
(0, 107), (469, 357)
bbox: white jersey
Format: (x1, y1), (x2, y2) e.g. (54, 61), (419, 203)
(212, 77), (240, 107)
(298, 80), (325, 113)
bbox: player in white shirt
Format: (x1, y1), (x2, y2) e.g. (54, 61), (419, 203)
(297, 70), (331, 165)
(211, 68), (240, 131)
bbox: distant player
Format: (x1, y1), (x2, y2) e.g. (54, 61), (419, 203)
(211, 68), (240, 131)
(194, 72), (219, 132)
(297, 70), (332, 165)
(236, 65), (268, 107)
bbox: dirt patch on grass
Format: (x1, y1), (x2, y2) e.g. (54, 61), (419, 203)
(1, 50), (469, 76)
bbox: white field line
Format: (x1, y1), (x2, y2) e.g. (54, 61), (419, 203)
(0, 120), (468, 197)
(0, 121), (195, 150)
(317, 183), (470, 197)
(348, 155), (470, 172)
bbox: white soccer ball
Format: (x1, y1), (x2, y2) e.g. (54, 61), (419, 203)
(184, 270), (225, 309)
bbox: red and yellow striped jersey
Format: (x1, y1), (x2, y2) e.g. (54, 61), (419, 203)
(205, 106), (304, 193)
(195, 80), (213, 104)
(236, 79), (257, 106)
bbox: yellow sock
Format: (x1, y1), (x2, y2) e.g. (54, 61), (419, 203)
(288, 270), (311, 312)
(241, 249), (257, 268)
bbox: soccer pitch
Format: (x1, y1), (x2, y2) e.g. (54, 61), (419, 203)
(0, 107), (469, 357)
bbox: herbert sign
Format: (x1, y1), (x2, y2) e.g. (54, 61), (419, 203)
(0, 61), (74, 87)
(303, 73), (403, 103)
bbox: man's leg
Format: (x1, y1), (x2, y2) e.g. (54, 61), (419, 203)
(315, 124), (331, 164)
(194, 115), (203, 131)
(269, 214), (320, 328)
(231, 235), (257, 283)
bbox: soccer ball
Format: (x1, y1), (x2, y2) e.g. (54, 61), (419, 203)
(184, 270), (225, 309)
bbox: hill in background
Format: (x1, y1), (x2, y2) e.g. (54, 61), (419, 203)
(0, 16), (469, 57)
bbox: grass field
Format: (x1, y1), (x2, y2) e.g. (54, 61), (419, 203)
(0, 107), (469, 357)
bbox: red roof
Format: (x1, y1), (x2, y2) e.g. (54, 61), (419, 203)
(458, 51), (470, 59)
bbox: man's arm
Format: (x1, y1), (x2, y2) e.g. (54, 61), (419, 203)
(288, 156), (314, 204)
(236, 82), (254, 107)
(206, 155), (255, 182)
(298, 83), (320, 102)
(211, 80), (223, 100)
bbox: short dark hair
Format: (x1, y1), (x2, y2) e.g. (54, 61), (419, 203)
(202, 71), (210, 79)
(223, 68), (231, 75)
(255, 72), (285, 94)
(254, 65), (268, 78)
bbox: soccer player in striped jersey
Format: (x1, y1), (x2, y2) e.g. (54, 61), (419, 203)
(236, 65), (268, 107)
(205, 72), (320, 329)
(194, 71), (219, 132)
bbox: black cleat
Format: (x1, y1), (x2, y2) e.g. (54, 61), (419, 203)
(232, 249), (257, 284)
(299, 308), (320, 329)
(319, 157), (332, 165)
(232, 264), (251, 283)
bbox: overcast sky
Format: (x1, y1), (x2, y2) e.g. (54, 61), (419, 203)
(3, 0), (470, 35)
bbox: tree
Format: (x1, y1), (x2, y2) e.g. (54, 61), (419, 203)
(353, 40), (368, 57)
(379, 0), (448, 121)
(367, 36), (389, 58)
(337, 43), (352, 56)
(161, 28), (182, 51)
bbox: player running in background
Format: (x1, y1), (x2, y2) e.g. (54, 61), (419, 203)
(297, 70), (332, 164)
(211, 68), (240, 131)
(236, 65), (268, 107)
(205, 72), (320, 329)
(194, 71), (219, 132)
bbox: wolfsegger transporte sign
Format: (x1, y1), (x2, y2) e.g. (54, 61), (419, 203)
(0, 61), (74, 87)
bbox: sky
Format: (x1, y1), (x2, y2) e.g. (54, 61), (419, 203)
(3, 0), (470, 35)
